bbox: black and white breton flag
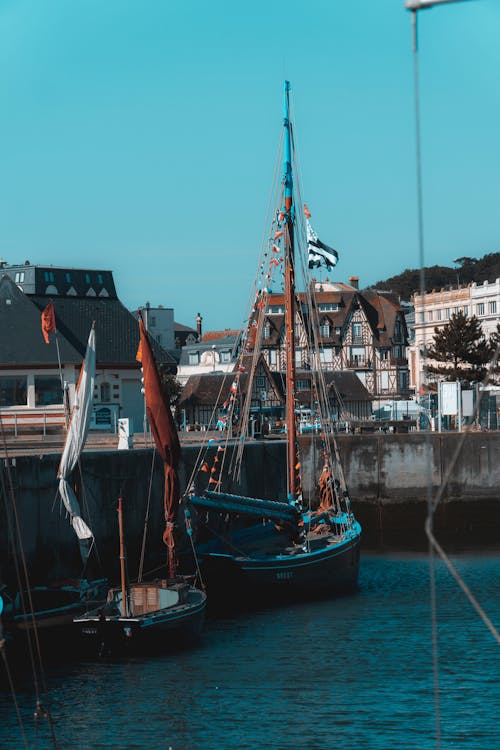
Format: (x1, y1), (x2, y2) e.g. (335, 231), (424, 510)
(307, 219), (339, 271)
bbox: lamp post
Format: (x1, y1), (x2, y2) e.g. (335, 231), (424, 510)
(404, 3), (475, 746)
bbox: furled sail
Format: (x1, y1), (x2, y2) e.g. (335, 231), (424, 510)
(57, 326), (96, 543)
(137, 315), (180, 577)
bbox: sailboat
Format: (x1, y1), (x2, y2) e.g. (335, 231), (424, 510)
(74, 314), (206, 653)
(186, 82), (362, 604)
(4, 325), (107, 642)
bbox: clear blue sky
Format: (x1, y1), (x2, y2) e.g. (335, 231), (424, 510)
(0, 0), (498, 332)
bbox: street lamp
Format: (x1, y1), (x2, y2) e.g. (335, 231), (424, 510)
(403, 3), (477, 744)
(405, 0), (473, 395)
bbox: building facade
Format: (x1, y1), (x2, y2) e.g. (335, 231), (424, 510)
(412, 278), (500, 392)
(0, 263), (176, 433)
(260, 281), (410, 400)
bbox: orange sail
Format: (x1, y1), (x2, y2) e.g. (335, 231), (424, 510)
(41, 301), (56, 344)
(137, 315), (180, 577)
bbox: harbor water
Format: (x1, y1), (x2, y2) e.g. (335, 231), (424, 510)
(1, 554), (500, 749)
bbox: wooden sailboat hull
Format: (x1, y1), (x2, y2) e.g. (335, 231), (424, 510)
(74, 583), (207, 655)
(196, 522), (361, 608)
(2, 578), (108, 658)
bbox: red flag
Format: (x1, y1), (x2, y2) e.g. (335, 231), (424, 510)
(41, 302), (56, 344)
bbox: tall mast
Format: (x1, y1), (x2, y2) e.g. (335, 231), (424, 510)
(283, 81), (300, 502)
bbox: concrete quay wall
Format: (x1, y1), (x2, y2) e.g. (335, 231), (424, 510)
(1, 432), (499, 586)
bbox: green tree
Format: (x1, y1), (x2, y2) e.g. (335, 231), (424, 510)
(159, 367), (182, 408)
(426, 312), (491, 384)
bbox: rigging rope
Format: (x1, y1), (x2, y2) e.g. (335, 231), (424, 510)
(0, 418), (59, 749)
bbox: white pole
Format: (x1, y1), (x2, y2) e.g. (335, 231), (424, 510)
(437, 381), (442, 433)
(457, 380), (462, 432)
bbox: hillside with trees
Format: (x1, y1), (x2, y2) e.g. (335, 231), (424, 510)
(370, 253), (500, 300)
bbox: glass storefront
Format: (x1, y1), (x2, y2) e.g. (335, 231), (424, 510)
(35, 376), (63, 406)
(0, 377), (28, 406)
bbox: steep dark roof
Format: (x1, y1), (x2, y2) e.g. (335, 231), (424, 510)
(324, 371), (372, 402)
(28, 293), (176, 368)
(0, 275), (82, 366)
(179, 372), (247, 406)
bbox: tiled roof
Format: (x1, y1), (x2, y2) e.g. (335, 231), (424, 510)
(29, 294), (176, 367)
(0, 275), (83, 366)
(201, 329), (241, 342)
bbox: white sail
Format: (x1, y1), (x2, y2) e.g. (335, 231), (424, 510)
(57, 327), (96, 541)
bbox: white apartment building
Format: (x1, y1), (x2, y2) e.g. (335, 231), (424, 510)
(412, 278), (500, 393)
(470, 279), (500, 337)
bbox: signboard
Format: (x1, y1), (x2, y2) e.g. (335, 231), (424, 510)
(462, 390), (474, 418)
(90, 404), (119, 431)
(441, 382), (459, 416)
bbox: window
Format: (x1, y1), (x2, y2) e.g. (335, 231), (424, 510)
(85, 273), (91, 284)
(296, 379), (310, 390)
(445, 308), (450, 320)
(256, 376), (265, 388)
(436, 309), (442, 321)
(269, 305), (284, 314)
(477, 303), (485, 316)
(65, 273), (71, 283)
(269, 350), (277, 366)
(320, 322), (330, 338)
(318, 302), (338, 312)
(463, 306), (468, 317)
(381, 350), (389, 360)
(352, 322), (362, 342)
(188, 352), (200, 365)
(15, 272), (25, 283)
(419, 312), (424, 324)
(263, 325), (270, 339)
(35, 376), (62, 406)
(44, 271), (55, 282)
(489, 301), (497, 314)
(453, 307), (459, 314)
(98, 274), (103, 285)
(350, 346), (365, 365)
(335, 327), (341, 335)
(100, 382), (111, 402)
(427, 311), (433, 322)
(220, 350), (231, 363)
(0, 377), (27, 406)
(319, 348), (333, 363)
(295, 350), (302, 365)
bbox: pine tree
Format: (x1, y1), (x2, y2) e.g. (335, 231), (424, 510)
(426, 312), (492, 383)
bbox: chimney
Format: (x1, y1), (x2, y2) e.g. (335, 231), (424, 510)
(196, 312), (203, 341)
(349, 276), (359, 290)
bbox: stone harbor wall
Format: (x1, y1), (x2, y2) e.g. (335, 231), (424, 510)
(1, 432), (498, 586)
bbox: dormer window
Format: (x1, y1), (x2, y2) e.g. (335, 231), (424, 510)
(318, 302), (338, 312)
(320, 320), (330, 338)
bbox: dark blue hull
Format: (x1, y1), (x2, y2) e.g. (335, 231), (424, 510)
(196, 521), (361, 608)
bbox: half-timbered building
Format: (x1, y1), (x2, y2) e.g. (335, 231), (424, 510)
(260, 280), (410, 399)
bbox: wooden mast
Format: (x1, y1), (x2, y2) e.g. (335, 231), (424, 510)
(117, 496), (128, 617)
(283, 81), (300, 502)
